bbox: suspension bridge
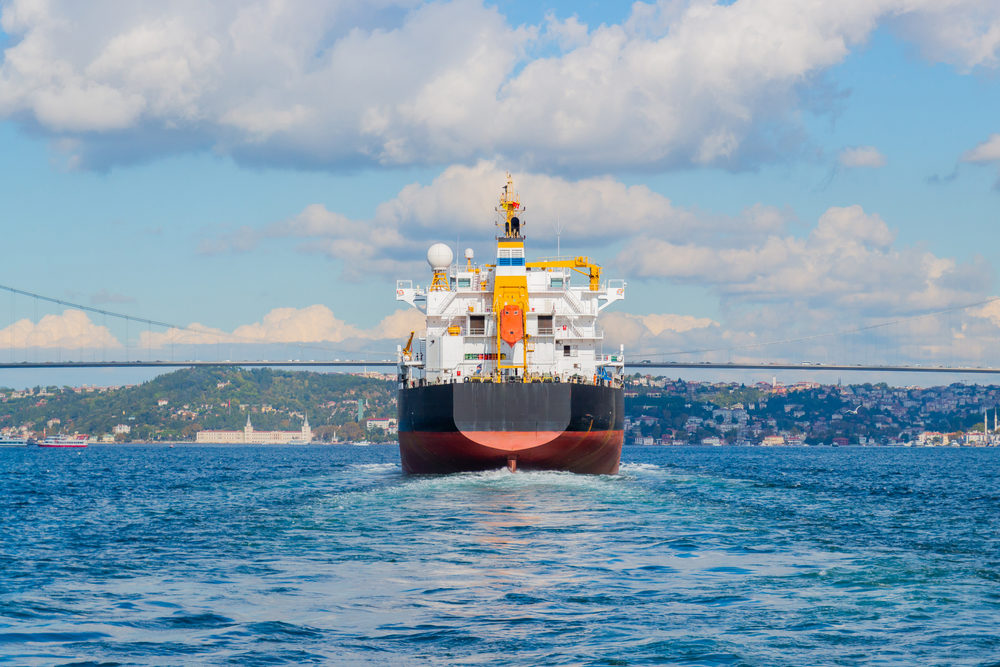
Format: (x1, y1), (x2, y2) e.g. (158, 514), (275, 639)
(3, 283), (1000, 376)
(0, 360), (998, 375)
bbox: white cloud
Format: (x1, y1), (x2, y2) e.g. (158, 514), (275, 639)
(617, 204), (990, 316)
(839, 146), (887, 168)
(962, 134), (1000, 163)
(0, 310), (121, 349)
(375, 308), (426, 340)
(140, 305), (359, 347)
(0, 303), (422, 357)
(891, 1), (1000, 71)
(231, 305), (362, 343)
(136, 322), (229, 348)
(1, 0), (998, 170)
(601, 311), (719, 352)
(196, 163), (995, 365)
(256, 160), (786, 279)
(138, 305), (424, 348)
(971, 298), (1000, 326)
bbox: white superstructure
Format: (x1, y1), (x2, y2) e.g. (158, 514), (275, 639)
(396, 175), (625, 386)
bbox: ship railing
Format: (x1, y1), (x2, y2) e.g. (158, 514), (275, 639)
(598, 354), (625, 364)
(531, 255), (578, 263)
(463, 372), (623, 388)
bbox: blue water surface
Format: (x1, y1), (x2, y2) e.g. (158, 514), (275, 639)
(1, 444), (999, 666)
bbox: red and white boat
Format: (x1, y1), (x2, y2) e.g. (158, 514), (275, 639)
(39, 434), (89, 448)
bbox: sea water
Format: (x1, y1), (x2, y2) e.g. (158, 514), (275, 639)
(1, 445), (999, 666)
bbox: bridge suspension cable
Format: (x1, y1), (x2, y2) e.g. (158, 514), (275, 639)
(0, 283), (206, 334)
(0, 283), (383, 357)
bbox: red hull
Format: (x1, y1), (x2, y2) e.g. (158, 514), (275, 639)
(400, 429), (623, 474)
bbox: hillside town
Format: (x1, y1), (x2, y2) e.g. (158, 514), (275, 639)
(2, 369), (1000, 446)
(624, 376), (1000, 446)
(0, 368), (398, 444)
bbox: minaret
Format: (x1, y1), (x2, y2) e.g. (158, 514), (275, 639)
(302, 414), (312, 442)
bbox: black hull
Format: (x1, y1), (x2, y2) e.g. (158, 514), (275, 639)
(397, 382), (624, 474)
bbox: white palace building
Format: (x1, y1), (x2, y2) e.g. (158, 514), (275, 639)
(195, 415), (313, 444)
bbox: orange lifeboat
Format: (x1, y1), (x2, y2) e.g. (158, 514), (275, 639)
(500, 305), (524, 346)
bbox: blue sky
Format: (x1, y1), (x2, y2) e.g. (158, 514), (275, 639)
(2, 0), (1000, 381)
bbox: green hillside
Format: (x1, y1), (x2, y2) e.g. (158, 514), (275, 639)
(0, 367), (395, 442)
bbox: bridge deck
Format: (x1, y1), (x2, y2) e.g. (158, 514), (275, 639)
(1, 360), (998, 374)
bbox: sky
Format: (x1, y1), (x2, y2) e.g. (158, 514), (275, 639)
(2, 0), (1000, 386)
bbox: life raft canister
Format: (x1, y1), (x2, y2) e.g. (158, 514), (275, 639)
(500, 305), (524, 346)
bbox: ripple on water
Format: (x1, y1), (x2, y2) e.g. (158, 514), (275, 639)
(2, 445), (1000, 665)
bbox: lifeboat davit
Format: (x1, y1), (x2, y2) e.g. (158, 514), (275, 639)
(500, 305), (523, 346)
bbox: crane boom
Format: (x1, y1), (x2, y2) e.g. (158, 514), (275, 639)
(401, 331), (415, 361)
(525, 256), (601, 291)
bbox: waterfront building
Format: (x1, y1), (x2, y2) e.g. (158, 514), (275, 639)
(366, 418), (398, 434)
(196, 415), (313, 444)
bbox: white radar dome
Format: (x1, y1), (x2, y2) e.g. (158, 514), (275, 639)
(465, 248), (474, 261)
(427, 243), (454, 270)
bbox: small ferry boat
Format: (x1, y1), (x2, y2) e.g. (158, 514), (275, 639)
(0, 435), (28, 447)
(39, 435), (89, 448)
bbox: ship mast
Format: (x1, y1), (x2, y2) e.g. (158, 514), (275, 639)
(493, 174), (529, 380)
(498, 173), (522, 238)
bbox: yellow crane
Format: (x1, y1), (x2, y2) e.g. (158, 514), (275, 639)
(401, 331), (415, 361)
(526, 256), (602, 291)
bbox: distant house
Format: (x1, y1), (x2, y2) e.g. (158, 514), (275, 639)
(366, 418), (398, 434)
(916, 431), (946, 447)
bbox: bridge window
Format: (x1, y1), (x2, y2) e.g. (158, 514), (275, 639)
(550, 276), (563, 288)
(498, 248), (525, 266)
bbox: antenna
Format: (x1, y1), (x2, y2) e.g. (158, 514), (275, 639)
(555, 215), (564, 258)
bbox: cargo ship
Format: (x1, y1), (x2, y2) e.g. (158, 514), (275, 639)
(395, 175), (626, 474)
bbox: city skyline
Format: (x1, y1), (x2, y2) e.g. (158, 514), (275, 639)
(2, 0), (1000, 377)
